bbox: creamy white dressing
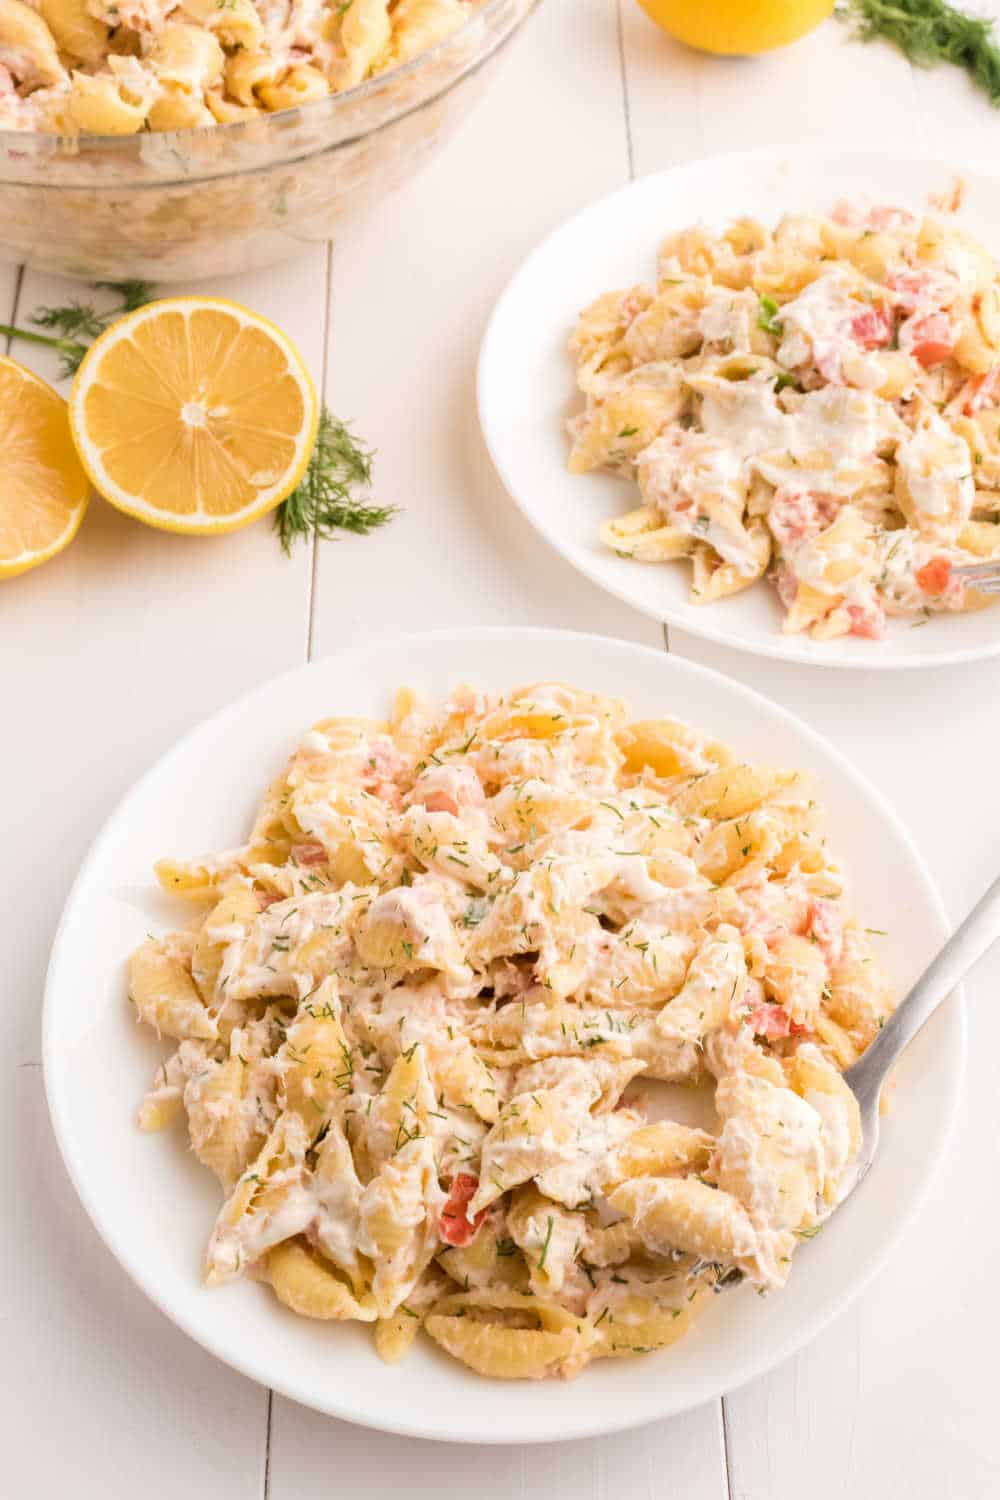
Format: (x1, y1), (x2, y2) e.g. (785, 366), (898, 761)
(873, 527), (965, 614)
(776, 269), (885, 387)
(636, 423), (762, 572)
(407, 761), (486, 814)
(139, 683), (880, 1363)
(639, 426), (745, 508)
(299, 729), (331, 755)
(896, 407), (974, 528)
(803, 1087), (854, 1188)
(711, 1073), (830, 1290)
(698, 287), (758, 351)
(399, 806), (499, 890)
(658, 935), (745, 1041)
(535, 1108), (638, 1207)
(223, 1177), (316, 1269)
(480, 1121), (584, 1203)
(874, 528), (924, 608)
(576, 203), (1000, 638)
(220, 888), (359, 1001)
(781, 384), (905, 459)
(779, 529), (867, 599)
(208, 1125), (316, 1284)
(691, 373), (793, 461)
(692, 376), (903, 493)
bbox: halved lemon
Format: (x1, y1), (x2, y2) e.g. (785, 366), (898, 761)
(0, 355), (90, 579)
(69, 297), (318, 535)
(635, 0), (834, 54)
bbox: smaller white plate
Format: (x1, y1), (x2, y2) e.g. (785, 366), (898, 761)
(478, 147), (1000, 669)
(43, 629), (963, 1442)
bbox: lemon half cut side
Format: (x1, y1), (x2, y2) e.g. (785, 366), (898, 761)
(0, 355), (90, 578)
(69, 297), (318, 536)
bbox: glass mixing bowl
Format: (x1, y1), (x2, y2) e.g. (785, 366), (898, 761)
(0, 0), (539, 282)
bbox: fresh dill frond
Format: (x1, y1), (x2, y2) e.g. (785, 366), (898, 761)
(32, 300), (107, 343)
(0, 278), (157, 376)
(274, 405), (397, 555)
(838, 0), (1000, 106)
(94, 279), (157, 313)
(0, 286), (391, 560)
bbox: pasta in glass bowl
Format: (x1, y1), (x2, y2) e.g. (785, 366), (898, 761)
(0, 0), (537, 280)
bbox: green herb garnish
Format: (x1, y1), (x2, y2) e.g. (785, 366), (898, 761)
(838, 0), (1000, 106)
(0, 287), (394, 560)
(537, 1214), (555, 1271)
(273, 406), (397, 555)
(0, 279), (155, 377)
(757, 295), (783, 335)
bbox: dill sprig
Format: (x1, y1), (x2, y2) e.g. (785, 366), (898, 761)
(0, 283), (392, 556)
(0, 279), (156, 376)
(274, 405), (397, 555)
(838, 0), (1000, 105)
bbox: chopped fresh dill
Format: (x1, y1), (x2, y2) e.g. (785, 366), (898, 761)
(757, 295), (783, 335)
(838, 0), (1000, 106)
(0, 279), (156, 377)
(273, 405), (398, 555)
(0, 290), (395, 559)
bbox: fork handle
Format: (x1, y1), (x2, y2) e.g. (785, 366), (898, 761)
(845, 871), (1000, 1099)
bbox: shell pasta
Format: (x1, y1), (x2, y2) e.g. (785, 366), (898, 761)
(0, 0), (479, 133)
(568, 196), (1000, 642)
(130, 681), (892, 1379)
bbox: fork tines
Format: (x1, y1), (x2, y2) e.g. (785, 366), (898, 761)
(951, 561), (1000, 594)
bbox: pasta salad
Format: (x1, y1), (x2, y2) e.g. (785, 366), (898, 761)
(567, 199), (1000, 641)
(0, 0), (479, 133)
(131, 682), (891, 1379)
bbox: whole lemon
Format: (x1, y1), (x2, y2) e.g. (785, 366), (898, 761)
(635, 0), (835, 55)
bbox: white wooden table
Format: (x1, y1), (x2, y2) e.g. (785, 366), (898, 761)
(6, 4), (1000, 1495)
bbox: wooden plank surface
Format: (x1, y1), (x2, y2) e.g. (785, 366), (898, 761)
(3, 254), (325, 1497)
(311, 0), (661, 654)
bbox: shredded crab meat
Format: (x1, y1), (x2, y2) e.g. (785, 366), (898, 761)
(569, 195), (1000, 642)
(130, 682), (893, 1379)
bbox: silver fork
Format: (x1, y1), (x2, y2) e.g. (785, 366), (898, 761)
(841, 871), (1000, 1201)
(950, 560), (1000, 595)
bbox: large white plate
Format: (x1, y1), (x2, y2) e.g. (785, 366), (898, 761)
(478, 148), (1000, 669)
(44, 629), (963, 1442)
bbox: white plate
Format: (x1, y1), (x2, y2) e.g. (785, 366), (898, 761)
(44, 628), (963, 1442)
(478, 148), (1000, 669)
